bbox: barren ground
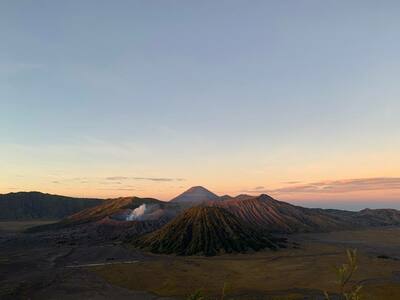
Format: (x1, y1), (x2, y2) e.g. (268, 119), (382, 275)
(1, 222), (400, 299)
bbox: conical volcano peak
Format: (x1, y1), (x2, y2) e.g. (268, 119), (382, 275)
(170, 186), (219, 203)
(186, 186), (212, 192)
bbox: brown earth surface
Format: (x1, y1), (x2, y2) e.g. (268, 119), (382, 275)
(1, 221), (400, 299)
(95, 227), (400, 299)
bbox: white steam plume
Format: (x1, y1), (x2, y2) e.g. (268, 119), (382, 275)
(126, 204), (147, 221)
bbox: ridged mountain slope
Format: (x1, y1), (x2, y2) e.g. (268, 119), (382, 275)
(28, 196), (182, 237)
(213, 194), (352, 233)
(134, 206), (280, 256)
(65, 197), (168, 225)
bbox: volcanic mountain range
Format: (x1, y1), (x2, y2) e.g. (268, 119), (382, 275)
(134, 206), (283, 256)
(4, 186), (400, 255)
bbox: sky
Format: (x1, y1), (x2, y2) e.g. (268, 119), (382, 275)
(1, 1), (400, 209)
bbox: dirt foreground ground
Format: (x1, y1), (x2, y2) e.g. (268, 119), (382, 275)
(1, 222), (400, 299)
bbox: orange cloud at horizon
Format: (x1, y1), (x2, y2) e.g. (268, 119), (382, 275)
(2, 176), (400, 205)
(243, 177), (400, 202)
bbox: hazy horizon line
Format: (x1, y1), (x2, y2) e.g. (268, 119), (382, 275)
(2, 188), (399, 211)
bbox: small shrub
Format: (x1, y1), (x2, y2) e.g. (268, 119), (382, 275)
(324, 249), (362, 300)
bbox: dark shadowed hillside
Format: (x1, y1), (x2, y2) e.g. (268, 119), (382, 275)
(28, 196), (184, 239)
(62, 196), (183, 226)
(345, 208), (400, 227)
(212, 194), (350, 233)
(134, 206), (281, 256)
(0, 192), (103, 220)
(65, 197), (168, 225)
(22, 188), (400, 241)
(213, 194), (400, 233)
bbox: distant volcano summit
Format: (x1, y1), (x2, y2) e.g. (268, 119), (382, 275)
(170, 186), (219, 204)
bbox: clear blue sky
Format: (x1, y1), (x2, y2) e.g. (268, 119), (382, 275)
(1, 1), (400, 208)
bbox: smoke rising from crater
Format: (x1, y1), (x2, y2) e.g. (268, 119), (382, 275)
(126, 204), (147, 221)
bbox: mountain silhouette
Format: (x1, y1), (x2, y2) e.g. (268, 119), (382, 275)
(0, 192), (103, 220)
(170, 186), (219, 204)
